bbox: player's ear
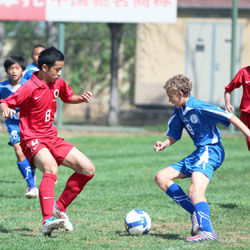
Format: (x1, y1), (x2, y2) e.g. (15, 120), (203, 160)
(41, 64), (49, 72)
(178, 91), (184, 97)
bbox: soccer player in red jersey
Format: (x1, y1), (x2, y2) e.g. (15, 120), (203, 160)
(0, 47), (95, 236)
(224, 66), (250, 150)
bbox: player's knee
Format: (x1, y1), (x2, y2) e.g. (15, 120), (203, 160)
(155, 170), (163, 185)
(43, 165), (58, 175)
(78, 161), (95, 175)
(155, 170), (168, 188)
(189, 187), (204, 202)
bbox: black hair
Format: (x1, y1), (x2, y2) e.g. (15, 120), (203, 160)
(32, 44), (46, 56)
(4, 56), (27, 72)
(38, 46), (64, 70)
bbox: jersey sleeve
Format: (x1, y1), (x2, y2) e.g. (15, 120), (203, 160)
(225, 69), (243, 92)
(200, 104), (233, 127)
(59, 79), (75, 103)
(0, 86), (2, 99)
(166, 110), (184, 141)
(0, 81), (32, 109)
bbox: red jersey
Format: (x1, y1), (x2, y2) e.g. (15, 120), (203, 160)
(225, 66), (250, 113)
(1, 72), (74, 142)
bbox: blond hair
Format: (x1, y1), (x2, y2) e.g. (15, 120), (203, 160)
(163, 74), (192, 97)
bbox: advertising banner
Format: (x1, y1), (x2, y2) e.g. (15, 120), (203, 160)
(0, 0), (177, 23)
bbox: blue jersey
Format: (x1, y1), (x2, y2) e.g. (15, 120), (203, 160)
(0, 77), (27, 125)
(23, 62), (39, 80)
(167, 95), (233, 147)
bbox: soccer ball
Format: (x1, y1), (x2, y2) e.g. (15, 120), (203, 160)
(124, 209), (151, 235)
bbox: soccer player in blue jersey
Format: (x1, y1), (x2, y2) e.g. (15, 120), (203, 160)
(154, 74), (250, 242)
(23, 45), (45, 80)
(0, 56), (38, 198)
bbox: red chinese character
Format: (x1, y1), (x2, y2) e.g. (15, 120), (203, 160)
(113, 0), (128, 7)
(92, 0), (109, 7)
(72, 0), (88, 6)
(133, 0), (149, 8)
(154, 0), (171, 7)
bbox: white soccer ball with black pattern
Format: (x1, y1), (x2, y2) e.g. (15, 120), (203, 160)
(124, 209), (151, 235)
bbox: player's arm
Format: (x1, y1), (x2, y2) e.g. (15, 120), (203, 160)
(230, 114), (250, 138)
(154, 136), (176, 152)
(224, 91), (234, 113)
(67, 91), (92, 104)
(0, 102), (16, 119)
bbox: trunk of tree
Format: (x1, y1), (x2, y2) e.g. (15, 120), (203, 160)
(108, 23), (123, 126)
(46, 22), (58, 47)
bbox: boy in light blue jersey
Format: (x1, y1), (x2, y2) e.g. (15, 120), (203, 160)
(154, 74), (250, 242)
(0, 56), (38, 198)
(23, 44), (45, 80)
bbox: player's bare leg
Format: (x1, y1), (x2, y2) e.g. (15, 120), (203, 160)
(54, 147), (95, 231)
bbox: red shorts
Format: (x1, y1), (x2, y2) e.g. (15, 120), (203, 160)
(21, 136), (74, 166)
(240, 111), (250, 151)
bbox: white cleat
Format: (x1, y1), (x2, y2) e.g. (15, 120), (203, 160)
(25, 187), (39, 199)
(53, 203), (73, 231)
(42, 217), (65, 237)
(191, 212), (200, 236)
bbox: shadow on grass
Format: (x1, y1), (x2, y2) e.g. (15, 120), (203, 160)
(149, 233), (181, 240)
(0, 194), (20, 198)
(0, 225), (35, 236)
(216, 203), (238, 209)
(116, 230), (180, 240)
(0, 179), (16, 184)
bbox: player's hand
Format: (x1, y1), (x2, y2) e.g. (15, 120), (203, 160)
(154, 141), (167, 152)
(2, 108), (16, 119)
(81, 91), (92, 103)
(225, 104), (234, 113)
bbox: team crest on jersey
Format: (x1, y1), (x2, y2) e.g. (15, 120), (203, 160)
(54, 89), (59, 98)
(190, 114), (198, 124)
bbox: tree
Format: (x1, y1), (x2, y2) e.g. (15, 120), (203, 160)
(108, 23), (123, 126)
(4, 21), (46, 63)
(2, 21), (136, 125)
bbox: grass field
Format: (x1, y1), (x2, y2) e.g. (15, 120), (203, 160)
(0, 129), (249, 249)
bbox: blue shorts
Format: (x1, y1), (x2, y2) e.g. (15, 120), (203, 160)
(7, 123), (21, 146)
(170, 143), (225, 180)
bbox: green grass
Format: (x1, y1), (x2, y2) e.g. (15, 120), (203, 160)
(0, 130), (250, 249)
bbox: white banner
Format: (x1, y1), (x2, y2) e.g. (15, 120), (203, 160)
(46, 0), (177, 23)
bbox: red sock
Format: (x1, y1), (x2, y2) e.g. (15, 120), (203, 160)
(39, 173), (57, 223)
(56, 173), (94, 212)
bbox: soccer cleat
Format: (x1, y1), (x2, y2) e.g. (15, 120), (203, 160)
(53, 203), (73, 231)
(42, 217), (65, 237)
(186, 231), (218, 242)
(190, 212), (200, 236)
(25, 187), (39, 199)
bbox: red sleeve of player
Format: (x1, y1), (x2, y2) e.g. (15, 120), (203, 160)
(58, 78), (75, 103)
(225, 69), (243, 92)
(0, 81), (32, 108)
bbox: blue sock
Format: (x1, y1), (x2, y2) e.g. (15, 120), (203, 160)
(31, 167), (36, 179)
(166, 183), (194, 214)
(17, 158), (35, 188)
(194, 201), (214, 233)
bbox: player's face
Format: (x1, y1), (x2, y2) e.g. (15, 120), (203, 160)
(166, 89), (184, 108)
(32, 47), (45, 65)
(7, 63), (23, 85)
(46, 60), (64, 83)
